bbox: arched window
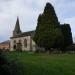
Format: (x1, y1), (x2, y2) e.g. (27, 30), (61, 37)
(19, 39), (21, 43)
(14, 40), (16, 44)
(24, 39), (27, 47)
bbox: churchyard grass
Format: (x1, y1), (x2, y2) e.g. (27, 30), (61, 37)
(5, 52), (75, 75)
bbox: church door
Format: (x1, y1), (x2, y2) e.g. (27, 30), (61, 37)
(17, 43), (22, 51)
(13, 45), (16, 50)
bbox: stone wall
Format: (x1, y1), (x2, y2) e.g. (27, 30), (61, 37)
(10, 36), (36, 51)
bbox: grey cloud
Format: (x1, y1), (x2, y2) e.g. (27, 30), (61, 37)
(0, 0), (75, 42)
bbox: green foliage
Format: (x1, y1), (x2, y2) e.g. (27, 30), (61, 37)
(0, 51), (24, 75)
(34, 2), (73, 51)
(61, 24), (73, 48)
(0, 51), (10, 75)
(34, 3), (64, 50)
(52, 28), (64, 49)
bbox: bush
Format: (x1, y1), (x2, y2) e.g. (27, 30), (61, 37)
(0, 51), (11, 75)
(0, 51), (24, 75)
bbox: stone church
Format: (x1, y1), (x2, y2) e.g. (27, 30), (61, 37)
(10, 18), (36, 51)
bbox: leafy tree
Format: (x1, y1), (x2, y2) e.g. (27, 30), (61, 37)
(61, 24), (73, 48)
(34, 3), (64, 50)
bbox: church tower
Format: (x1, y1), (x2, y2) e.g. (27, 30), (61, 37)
(13, 17), (22, 37)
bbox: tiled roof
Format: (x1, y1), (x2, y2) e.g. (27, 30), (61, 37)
(0, 40), (10, 44)
(10, 30), (35, 39)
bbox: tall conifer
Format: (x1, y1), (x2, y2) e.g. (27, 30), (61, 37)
(34, 3), (64, 50)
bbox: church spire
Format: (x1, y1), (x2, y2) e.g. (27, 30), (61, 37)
(13, 17), (22, 36)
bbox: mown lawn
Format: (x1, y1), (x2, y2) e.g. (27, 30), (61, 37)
(5, 52), (75, 75)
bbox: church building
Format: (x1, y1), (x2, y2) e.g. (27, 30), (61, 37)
(10, 18), (36, 51)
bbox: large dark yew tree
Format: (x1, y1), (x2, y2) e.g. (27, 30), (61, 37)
(34, 3), (64, 50)
(61, 24), (73, 48)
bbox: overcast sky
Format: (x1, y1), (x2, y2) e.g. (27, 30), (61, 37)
(0, 0), (75, 42)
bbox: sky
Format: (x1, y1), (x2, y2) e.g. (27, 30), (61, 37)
(0, 0), (75, 42)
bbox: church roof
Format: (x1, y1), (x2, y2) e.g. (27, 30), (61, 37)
(11, 30), (35, 39)
(0, 40), (10, 45)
